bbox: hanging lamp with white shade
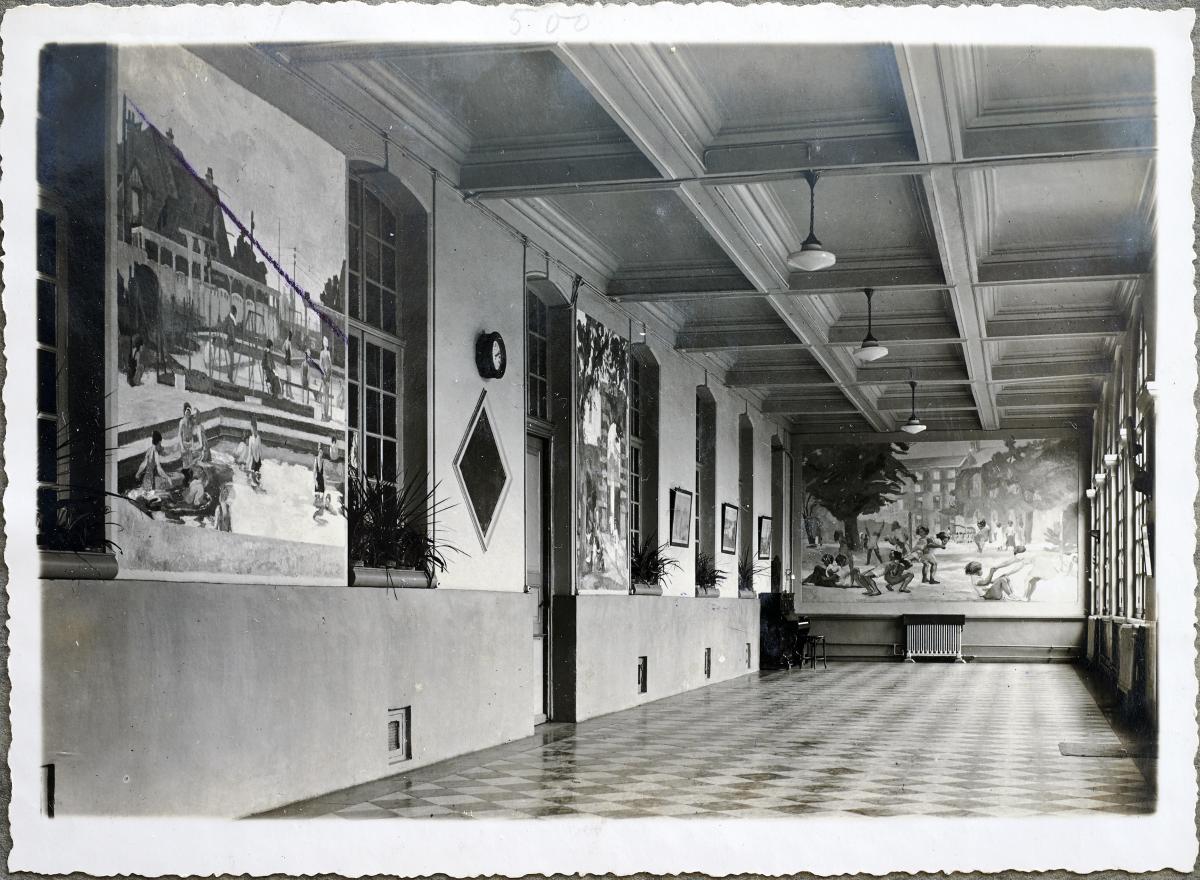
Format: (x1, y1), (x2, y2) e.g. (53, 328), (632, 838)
(786, 170), (836, 271)
(852, 288), (888, 363)
(900, 371), (927, 435)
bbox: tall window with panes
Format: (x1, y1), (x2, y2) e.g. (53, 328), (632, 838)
(1132, 310), (1150, 618)
(1114, 365), (1127, 617)
(695, 404), (702, 549)
(527, 290), (549, 422)
(36, 201), (66, 542)
(630, 356), (643, 552)
(346, 175), (402, 482)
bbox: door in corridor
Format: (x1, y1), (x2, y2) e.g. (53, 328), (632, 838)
(526, 433), (551, 724)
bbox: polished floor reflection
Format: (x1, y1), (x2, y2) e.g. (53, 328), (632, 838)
(261, 663), (1154, 819)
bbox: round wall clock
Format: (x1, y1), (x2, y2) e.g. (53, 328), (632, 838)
(475, 331), (507, 379)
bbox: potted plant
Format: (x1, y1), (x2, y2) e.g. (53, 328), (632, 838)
(737, 551), (765, 599)
(695, 550), (725, 598)
(630, 534), (680, 596)
(344, 467), (460, 588)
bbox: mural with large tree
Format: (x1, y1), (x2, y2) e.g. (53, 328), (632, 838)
(801, 443), (913, 550)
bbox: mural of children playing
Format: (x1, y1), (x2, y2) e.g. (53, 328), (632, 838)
(223, 303), (240, 382)
(882, 549), (915, 593)
(135, 430), (171, 490)
(262, 341), (279, 396)
(850, 565), (884, 597)
(282, 330), (293, 399)
(863, 525), (884, 565)
(802, 553), (839, 587)
(214, 483), (233, 532)
(177, 402), (200, 480)
(243, 418), (264, 488)
(889, 521), (908, 554)
(126, 334), (144, 386)
(319, 336), (333, 421)
(966, 550), (1050, 601)
(974, 520), (991, 554)
(300, 348), (312, 406)
(312, 442), (327, 521)
(912, 525), (944, 584)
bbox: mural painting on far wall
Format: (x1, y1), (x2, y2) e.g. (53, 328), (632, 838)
(576, 311), (630, 592)
(799, 439), (1080, 603)
(111, 47), (348, 582)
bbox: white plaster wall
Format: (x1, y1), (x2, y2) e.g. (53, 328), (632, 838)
(640, 330), (698, 595)
(430, 171), (527, 591)
(570, 594), (760, 722)
(41, 579), (533, 817)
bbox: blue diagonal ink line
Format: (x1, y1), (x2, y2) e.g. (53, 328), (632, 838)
(126, 96), (347, 344)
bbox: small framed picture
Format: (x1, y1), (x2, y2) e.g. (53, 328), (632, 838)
(757, 516), (773, 560)
(669, 488), (693, 548)
(721, 503), (739, 555)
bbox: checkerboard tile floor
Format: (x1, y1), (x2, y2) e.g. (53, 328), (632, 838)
(261, 664), (1154, 819)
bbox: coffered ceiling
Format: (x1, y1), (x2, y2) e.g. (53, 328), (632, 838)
(199, 40), (1155, 438)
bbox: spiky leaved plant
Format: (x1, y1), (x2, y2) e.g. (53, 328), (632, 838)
(631, 534), (681, 586)
(737, 551), (766, 593)
(695, 551), (726, 589)
(343, 467), (461, 579)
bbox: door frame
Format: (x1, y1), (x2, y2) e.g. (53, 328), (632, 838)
(526, 422), (555, 722)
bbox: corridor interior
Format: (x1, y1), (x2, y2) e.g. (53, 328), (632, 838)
(262, 663), (1154, 820)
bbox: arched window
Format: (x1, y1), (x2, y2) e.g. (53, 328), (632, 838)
(695, 386), (717, 557)
(345, 169), (428, 485)
(738, 413), (754, 563)
(629, 346), (659, 552)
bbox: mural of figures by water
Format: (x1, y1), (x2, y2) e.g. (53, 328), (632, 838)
(112, 46), (348, 583)
(576, 312), (630, 592)
(799, 438), (1081, 604)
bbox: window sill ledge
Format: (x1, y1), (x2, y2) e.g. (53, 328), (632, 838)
(695, 586), (721, 598)
(39, 550), (119, 580)
(350, 567), (438, 589)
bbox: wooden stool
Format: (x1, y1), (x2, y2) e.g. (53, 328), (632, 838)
(801, 634), (828, 670)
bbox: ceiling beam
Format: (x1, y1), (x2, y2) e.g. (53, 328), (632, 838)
(975, 253), (1151, 285)
(989, 358), (1111, 382)
(996, 389), (1101, 408)
(760, 397), (863, 415)
(702, 131), (918, 176)
(895, 44), (1001, 431)
(856, 364), (970, 384)
(676, 327), (803, 352)
(606, 267), (759, 302)
(986, 315), (1127, 339)
(876, 395), (979, 412)
(960, 118), (1154, 161)
(724, 368), (840, 389)
(786, 264), (946, 294)
(827, 321), (962, 344)
(459, 150), (664, 194)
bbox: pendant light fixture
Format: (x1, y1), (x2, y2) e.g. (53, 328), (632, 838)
(786, 170), (836, 271)
(852, 288), (888, 363)
(900, 370), (927, 435)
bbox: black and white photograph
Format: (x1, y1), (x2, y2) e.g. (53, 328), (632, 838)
(5, 2), (1197, 877)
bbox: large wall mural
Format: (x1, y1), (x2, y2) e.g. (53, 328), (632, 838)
(111, 47), (348, 583)
(799, 439), (1080, 603)
(576, 311), (629, 592)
